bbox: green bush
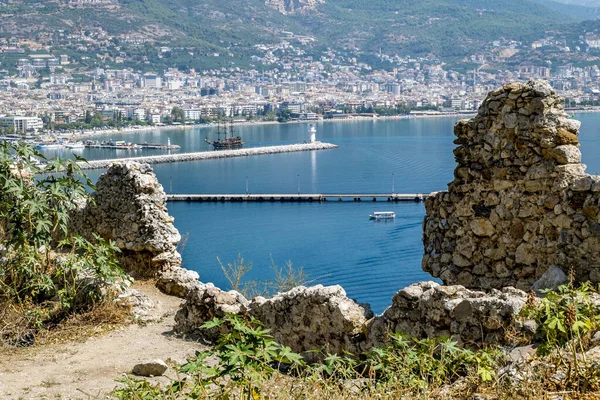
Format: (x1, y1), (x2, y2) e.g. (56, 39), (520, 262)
(521, 279), (600, 391)
(0, 142), (125, 338)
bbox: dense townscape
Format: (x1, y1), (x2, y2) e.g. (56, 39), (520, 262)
(2, 0), (600, 135)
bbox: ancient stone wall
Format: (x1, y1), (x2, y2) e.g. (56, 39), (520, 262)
(250, 285), (373, 361)
(71, 162), (199, 296)
(366, 282), (534, 349)
(174, 280), (532, 355)
(423, 81), (600, 290)
(174, 283), (373, 361)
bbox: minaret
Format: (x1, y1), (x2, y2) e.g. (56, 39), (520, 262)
(309, 124), (316, 143)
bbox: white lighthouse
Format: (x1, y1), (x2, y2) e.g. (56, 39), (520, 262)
(309, 124), (316, 143)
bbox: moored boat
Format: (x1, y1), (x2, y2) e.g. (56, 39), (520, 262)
(205, 136), (244, 149)
(35, 143), (63, 150)
(205, 120), (244, 150)
(65, 142), (86, 149)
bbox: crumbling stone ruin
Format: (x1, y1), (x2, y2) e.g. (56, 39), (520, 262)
(250, 285), (373, 360)
(173, 279), (534, 352)
(174, 284), (373, 361)
(71, 161), (198, 297)
(423, 80), (600, 291)
(366, 282), (534, 348)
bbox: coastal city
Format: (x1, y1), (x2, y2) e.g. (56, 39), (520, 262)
(2, 20), (600, 137)
(6, 0), (600, 398)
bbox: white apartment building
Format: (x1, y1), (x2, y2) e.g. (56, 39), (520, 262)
(126, 108), (146, 121)
(0, 116), (44, 133)
(141, 74), (162, 88)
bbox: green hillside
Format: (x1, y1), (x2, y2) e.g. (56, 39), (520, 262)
(291, 0), (580, 57)
(530, 0), (600, 20)
(0, 0), (593, 68)
(106, 0), (586, 58)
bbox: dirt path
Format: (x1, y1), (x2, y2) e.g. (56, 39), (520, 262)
(0, 283), (204, 399)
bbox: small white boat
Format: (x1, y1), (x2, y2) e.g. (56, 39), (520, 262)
(369, 211), (395, 220)
(65, 142), (86, 149)
(35, 143), (63, 149)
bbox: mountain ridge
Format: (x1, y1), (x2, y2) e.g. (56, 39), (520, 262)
(0, 0), (596, 68)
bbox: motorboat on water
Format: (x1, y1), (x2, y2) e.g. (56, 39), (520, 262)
(35, 143), (63, 150)
(65, 142), (86, 149)
(369, 211), (396, 220)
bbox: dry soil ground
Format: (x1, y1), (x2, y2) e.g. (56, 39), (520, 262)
(0, 283), (204, 399)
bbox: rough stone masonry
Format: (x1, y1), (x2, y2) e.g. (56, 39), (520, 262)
(422, 80), (600, 291)
(70, 161), (199, 297)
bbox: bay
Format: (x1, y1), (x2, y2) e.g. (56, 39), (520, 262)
(38, 113), (600, 313)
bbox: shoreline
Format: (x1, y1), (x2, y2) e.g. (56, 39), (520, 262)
(40, 113), (473, 142)
(37, 107), (600, 143)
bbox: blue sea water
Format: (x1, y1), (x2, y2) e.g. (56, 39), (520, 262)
(39, 113), (600, 313)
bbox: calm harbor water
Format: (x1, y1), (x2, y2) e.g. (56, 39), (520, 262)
(39, 114), (600, 313)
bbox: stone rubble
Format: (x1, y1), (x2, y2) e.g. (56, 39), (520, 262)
(174, 283), (249, 342)
(422, 80), (600, 290)
(174, 280), (535, 355)
(531, 265), (568, 293)
(174, 283), (373, 359)
(156, 267), (200, 298)
(114, 288), (156, 323)
(249, 285), (373, 361)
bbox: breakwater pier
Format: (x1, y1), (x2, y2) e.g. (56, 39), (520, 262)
(77, 142), (338, 170)
(167, 193), (428, 202)
(85, 142), (181, 150)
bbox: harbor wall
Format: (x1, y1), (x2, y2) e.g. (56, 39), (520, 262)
(78, 142), (338, 170)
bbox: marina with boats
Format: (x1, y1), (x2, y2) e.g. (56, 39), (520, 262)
(34, 138), (181, 151)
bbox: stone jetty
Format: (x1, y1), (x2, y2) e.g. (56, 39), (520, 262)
(78, 142), (338, 170)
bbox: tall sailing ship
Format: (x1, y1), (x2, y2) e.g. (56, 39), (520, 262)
(205, 120), (244, 150)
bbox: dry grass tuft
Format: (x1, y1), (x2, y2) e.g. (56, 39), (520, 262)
(0, 297), (132, 350)
(37, 300), (133, 345)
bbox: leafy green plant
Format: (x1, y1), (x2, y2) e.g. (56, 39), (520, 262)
(114, 313), (504, 399)
(115, 314), (305, 399)
(360, 334), (500, 393)
(521, 278), (600, 390)
(0, 141), (124, 339)
(181, 315), (305, 398)
(530, 283), (599, 353)
(113, 376), (175, 400)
